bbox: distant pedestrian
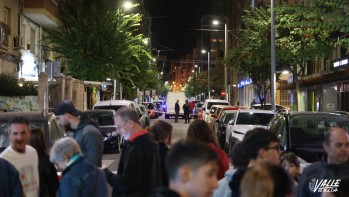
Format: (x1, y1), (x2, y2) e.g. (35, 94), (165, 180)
(53, 100), (103, 167)
(0, 158), (24, 197)
(250, 98), (257, 107)
(147, 120), (173, 187)
(186, 119), (229, 179)
(175, 99), (180, 123)
(152, 139), (219, 197)
(183, 100), (190, 123)
(50, 137), (107, 197)
(297, 127), (349, 197)
(213, 142), (249, 197)
(0, 116), (39, 197)
(29, 128), (59, 197)
(104, 107), (162, 196)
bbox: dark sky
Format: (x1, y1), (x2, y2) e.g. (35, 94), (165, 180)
(144, 0), (227, 59)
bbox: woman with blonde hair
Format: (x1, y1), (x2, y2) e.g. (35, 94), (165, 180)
(186, 119), (229, 179)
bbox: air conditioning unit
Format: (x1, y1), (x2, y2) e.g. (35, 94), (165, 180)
(13, 36), (23, 48)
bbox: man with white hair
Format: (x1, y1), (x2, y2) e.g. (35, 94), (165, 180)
(50, 137), (107, 197)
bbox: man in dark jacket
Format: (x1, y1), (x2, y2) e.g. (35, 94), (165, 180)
(297, 127), (349, 197)
(54, 100), (103, 167)
(50, 137), (107, 197)
(0, 158), (24, 197)
(104, 107), (162, 197)
(175, 99), (180, 123)
(182, 100), (190, 123)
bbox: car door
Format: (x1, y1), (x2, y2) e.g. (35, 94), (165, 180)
(49, 116), (66, 148)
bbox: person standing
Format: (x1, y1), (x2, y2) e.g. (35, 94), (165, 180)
(50, 137), (107, 197)
(29, 128), (59, 197)
(183, 100), (190, 123)
(175, 99), (180, 123)
(0, 116), (39, 197)
(297, 127), (349, 197)
(53, 100), (103, 167)
(104, 107), (162, 197)
(250, 99), (257, 107)
(0, 158), (24, 197)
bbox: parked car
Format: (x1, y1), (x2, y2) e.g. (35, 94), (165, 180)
(83, 110), (122, 153)
(215, 110), (237, 149)
(268, 112), (349, 163)
(206, 105), (230, 124)
(251, 103), (288, 113)
(202, 99), (229, 121)
(152, 100), (166, 112)
(134, 104), (150, 128)
(93, 100), (135, 111)
(0, 111), (66, 153)
(225, 109), (275, 153)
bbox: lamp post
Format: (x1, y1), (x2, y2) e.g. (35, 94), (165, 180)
(202, 50), (210, 98)
(271, 0), (276, 111)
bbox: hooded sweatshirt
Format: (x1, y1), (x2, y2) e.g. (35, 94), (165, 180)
(69, 119), (103, 167)
(213, 167), (236, 197)
(105, 131), (162, 197)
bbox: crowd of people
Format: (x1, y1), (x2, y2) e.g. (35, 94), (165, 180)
(1, 100), (349, 197)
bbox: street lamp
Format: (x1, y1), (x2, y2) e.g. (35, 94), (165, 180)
(202, 49), (210, 98)
(212, 19), (228, 102)
(271, 0), (276, 111)
(195, 64), (200, 73)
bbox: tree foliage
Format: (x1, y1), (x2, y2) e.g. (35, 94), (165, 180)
(44, 0), (160, 99)
(0, 74), (37, 96)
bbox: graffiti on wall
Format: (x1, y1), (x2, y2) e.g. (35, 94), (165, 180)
(0, 96), (39, 112)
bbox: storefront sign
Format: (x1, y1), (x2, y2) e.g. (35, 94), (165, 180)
(333, 57), (349, 68)
(237, 78), (252, 88)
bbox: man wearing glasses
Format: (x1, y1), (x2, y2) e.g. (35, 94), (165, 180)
(104, 107), (162, 197)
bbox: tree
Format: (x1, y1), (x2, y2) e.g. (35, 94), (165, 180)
(44, 0), (158, 99)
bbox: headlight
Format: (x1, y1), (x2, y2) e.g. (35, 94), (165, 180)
(106, 131), (117, 137)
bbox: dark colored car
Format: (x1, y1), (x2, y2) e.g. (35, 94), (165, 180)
(215, 110), (237, 149)
(268, 112), (349, 163)
(0, 111), (66, 153)
(251, 103), (288, 113)
(83, 110), (122, 153)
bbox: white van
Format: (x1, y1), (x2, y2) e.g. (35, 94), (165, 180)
(93, 100), (135, 111)
(165, 91), (186, 119)
(202, 99), (229, 122)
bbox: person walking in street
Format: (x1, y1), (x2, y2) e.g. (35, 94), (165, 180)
(297, 127), (349, 197)
(104, 107), (162, 197)
(0, 116), (39, 197)
(152, 139), (219, 197)
(29, 128), (59, 197)
(50, 137), (107, 197)
(183, 100), (190, 123)
(53, 100), (103, 167)
(175, 99), (180, 123)
(147, 120), (173, 187)
(0, 158), (24, 197)
(186, 120), (229, 179)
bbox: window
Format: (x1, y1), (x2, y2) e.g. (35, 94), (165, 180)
(1, 7), (10, 47)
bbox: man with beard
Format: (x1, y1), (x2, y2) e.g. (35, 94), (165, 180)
(54, 100), (103, 167)
(0, 116), (39, 197)
(104, 107), (162, 197)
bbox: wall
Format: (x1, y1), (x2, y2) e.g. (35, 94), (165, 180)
(0, 96), (39, 111)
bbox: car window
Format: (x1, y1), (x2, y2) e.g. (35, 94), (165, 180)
(94, 105), (124, 111)
(222, 113), (236, 124)
(50, 118), (64, 147)
(207, 102), (229, 109)
(236, 113), (274, 126)
(87, 112), (115, 126)
(289, 114), (349, 146)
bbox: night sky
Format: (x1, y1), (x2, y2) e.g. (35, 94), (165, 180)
(144, 0), (227, 59)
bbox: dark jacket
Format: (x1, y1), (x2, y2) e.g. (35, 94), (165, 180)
(105, 132), (162, 197)
(0, 158), (24, 197)
(38, 152), (59, 197)
(152, 187), (180, 197)
(182, 103), (190, 113)
(175, 102), (180, 112)
(297, 161), (349, 197)
(158, 142), (170, 187)
(58, 156), (107, 197)
(69, 119), (103, 167)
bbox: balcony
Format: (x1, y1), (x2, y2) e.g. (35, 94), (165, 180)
(23, 0), (59, 28)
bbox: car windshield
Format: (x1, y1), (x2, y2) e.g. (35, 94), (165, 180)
(207, 102), (229, 109)
(86, 112), (114, 126)
(289, 114), (349, 146)
(94, 105), (124, 111)
(222, 113), (235, 124)
(0, 120), (46, 148)
(236, 113), (274, 126)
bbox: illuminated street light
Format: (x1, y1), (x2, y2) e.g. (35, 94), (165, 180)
(202, 49), (210, 98)
(123, 1), (133, 10)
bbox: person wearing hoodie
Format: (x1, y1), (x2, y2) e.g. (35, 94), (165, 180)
(53, 100), (103, 167)
(213, 142), (249, 197)
(104, 107), (162, 197)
